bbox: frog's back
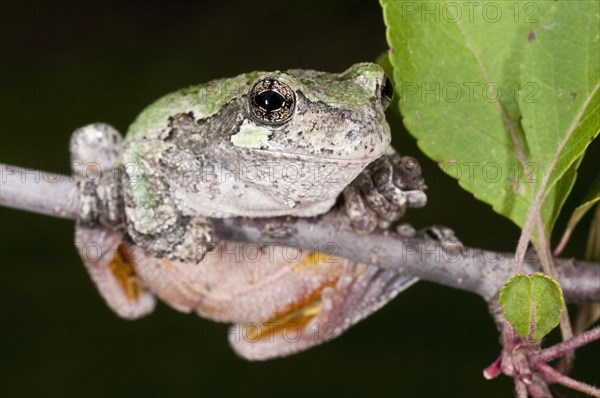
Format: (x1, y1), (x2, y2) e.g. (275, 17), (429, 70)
(125, 72), (258, 141)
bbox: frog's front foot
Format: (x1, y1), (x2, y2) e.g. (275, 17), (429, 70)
(343, 154), (427, 233)
(70, 123), (125, 227)
(172, 217), (217, 263)
(126, 214), (217, 264)
(417, 225), (464, 255)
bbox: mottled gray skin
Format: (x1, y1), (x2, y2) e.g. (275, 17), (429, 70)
(68, 64), (430, 357)
(72, 63), (427, 264)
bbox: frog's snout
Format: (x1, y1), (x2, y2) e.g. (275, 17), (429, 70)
(343, 62), (394, 110)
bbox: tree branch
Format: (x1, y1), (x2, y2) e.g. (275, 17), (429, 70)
(0, 164), (78, 219)
(1, 163), (599, 305)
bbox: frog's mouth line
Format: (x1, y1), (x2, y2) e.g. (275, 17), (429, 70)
(243, 147), (382, 164)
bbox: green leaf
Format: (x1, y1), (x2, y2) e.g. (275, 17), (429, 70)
(530, 274), (564, 340)
(499, 274), (533, 337)
(555, 173), (600, 254)
(380, 0), (600, 238)
(519, 1), (600, 237)
(499, 273), (564, 340)
(375, 51), (393, 82)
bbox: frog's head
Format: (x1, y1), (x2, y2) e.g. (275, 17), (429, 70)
(221, 63), (394, 214)
(229, 62), (392, 161)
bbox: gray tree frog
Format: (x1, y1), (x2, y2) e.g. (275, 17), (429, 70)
(70, 63), (427, 360)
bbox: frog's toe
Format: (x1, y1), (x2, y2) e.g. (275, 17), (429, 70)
(355, 171), (397, 220)
(70, 123), (123, 170)
(343, 185), (378, 233)
(343, 153), (427, 233)
(375, 155), (427, 210)
(370, 160), (407, 210)
(418, 225), (464, 254)
(372, 156), (400, 198)
(405, 190), (427, 208)
(391, 155), (427, 191)
(171, 218), (217, 264)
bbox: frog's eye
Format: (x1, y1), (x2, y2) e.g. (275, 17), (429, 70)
(250, 78), (295, 124)
(381, 76), (394, 109)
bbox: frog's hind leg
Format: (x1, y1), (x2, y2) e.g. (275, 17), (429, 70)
(75, 225), (156, 319)
(228, 262), (418, 360)
(70, 123), (156, 319)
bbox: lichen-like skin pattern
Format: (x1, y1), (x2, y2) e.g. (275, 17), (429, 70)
(70, 63), (427, 360)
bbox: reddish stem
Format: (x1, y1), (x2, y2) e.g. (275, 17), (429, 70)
(535, 326), (600, 364)
(536, 362), (600, 397)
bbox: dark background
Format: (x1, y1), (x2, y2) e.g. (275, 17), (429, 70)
(0, 1), (597, 397)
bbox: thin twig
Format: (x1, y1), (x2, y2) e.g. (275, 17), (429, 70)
(536, 214), (575, 371)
